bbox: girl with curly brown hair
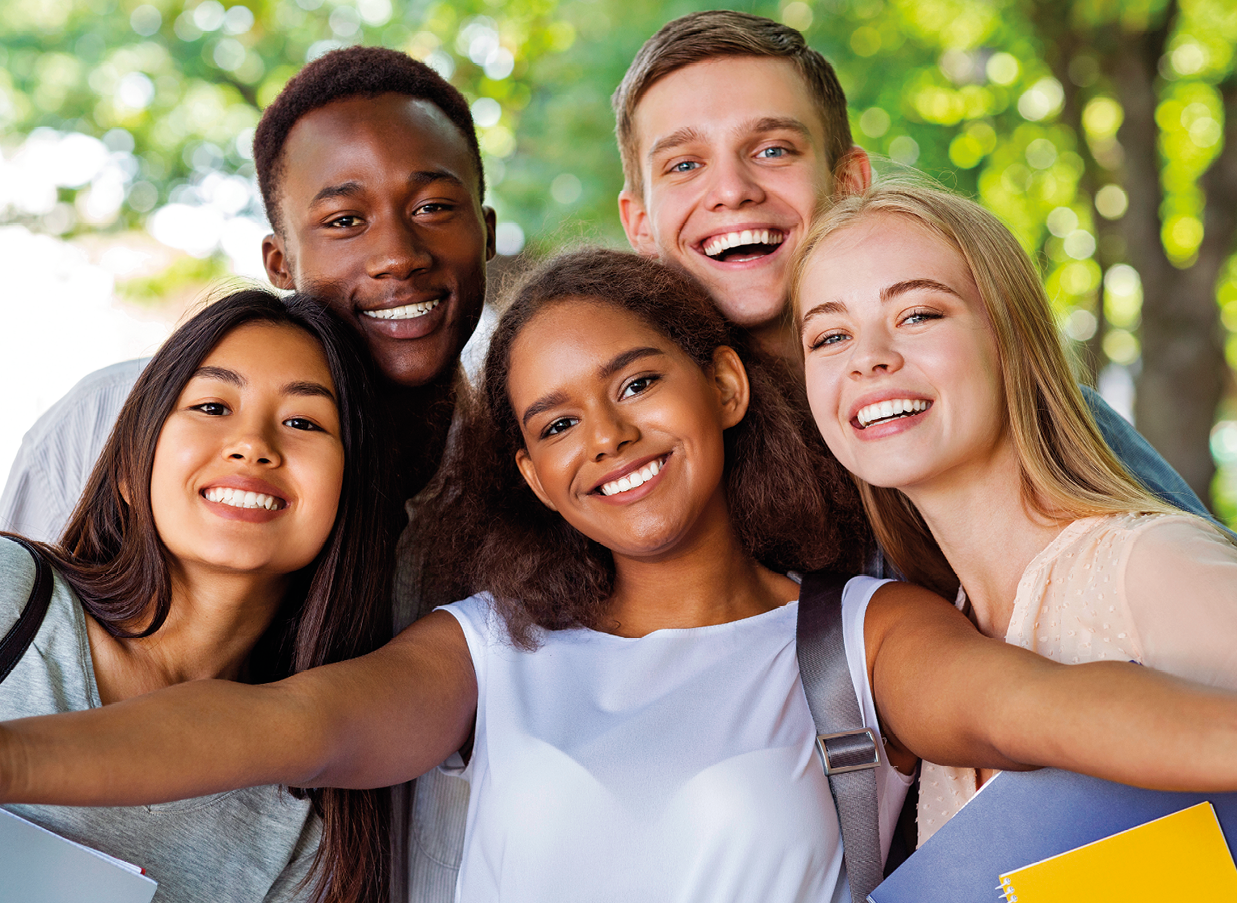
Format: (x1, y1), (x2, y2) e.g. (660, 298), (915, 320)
(2, 250), (1236, 903)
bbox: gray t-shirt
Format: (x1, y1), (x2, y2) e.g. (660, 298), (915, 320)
(0, 538), (321, 903)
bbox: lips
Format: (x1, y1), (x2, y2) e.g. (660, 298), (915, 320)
(203, 486), (285, 510)
(702, 228), (786, 260)
(855, 398), (932, 429)
(592, 454), (670, 497)
(361, 296), (443, 321)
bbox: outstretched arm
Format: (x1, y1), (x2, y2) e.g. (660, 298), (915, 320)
(865, 582), (1237, 788)
(0, 611), (476, 806)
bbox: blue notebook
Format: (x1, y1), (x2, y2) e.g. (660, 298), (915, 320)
(869, 769), (1237, 903)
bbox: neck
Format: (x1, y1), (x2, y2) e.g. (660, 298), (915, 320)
(902, 443), (1066, 638)
(383, 368), (459, 500)
(746, 320), (801, 369)
(603, 491), (798, 637)
(87, 567), (289, 704)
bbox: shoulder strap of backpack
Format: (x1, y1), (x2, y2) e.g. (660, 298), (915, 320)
(0, 537), (54, 684)
(796, 570), (883, 903)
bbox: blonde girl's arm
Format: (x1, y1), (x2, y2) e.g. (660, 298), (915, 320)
(865, 582), (1237, 789)
(0, 611), (476, 805)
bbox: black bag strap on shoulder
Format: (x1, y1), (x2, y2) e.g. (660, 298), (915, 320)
(0, 537), (54, 683)
(797, 570), (883, 903)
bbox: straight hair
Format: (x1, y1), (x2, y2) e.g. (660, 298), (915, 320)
(791, 183), (1181, 598)
(44, 288), (400, 903)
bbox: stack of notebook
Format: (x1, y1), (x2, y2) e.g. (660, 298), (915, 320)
(869, 769), (1237, 903)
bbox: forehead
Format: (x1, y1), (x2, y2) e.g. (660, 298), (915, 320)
(276, 93), (481, 208)
(197, 321), (332, 382)
(508, 299), (670, 386)
(631, 56), (827, 157)
(803, 214), (981, 308)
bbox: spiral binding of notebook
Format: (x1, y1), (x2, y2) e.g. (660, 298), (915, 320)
(994, 802), (1237, 903)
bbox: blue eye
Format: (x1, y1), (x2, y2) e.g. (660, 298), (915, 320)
(902, 309), (941, 326)
(670, 160), (700, 173)
(758, 146), (787, 158)
(808, 332), (848, 351)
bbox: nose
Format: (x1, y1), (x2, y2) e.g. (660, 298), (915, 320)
(224, 418), (282, 468)
(366, 216), (432, 279)
(849, 328), (904, 378)
(704, 155), (766, 210)
(589, 405), (640, 462)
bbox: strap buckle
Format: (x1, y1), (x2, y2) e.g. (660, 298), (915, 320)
(816, 727), (880, 775)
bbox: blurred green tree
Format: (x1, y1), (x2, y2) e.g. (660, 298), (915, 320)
(1, 0), (1234, 515)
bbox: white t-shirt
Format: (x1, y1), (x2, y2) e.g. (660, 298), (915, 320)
(440, 575), (911, 903)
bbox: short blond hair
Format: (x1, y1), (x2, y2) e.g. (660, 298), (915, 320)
(792, 183), (1177, 597)
(613, 10), (853, 199)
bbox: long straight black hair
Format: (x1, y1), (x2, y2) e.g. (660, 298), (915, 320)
(45, 288), (400, 903)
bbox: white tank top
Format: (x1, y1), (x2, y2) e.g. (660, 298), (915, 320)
(440, 575), (911, 903)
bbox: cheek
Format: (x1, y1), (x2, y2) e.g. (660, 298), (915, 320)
(804, 362), (850, 454)
(308, 446), (346, 540)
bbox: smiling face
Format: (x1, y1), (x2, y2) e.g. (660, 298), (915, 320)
(508, 298), (748, 562)
(619, 56), (869, 341)
(149, 321), (345, 586)
(262, 93), (496, 389)
(797, 214), (1009, 496)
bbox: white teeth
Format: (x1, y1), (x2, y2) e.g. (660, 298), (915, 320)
(599, 458), (664, 497)
(856, 399), (929, 429)
(362, 298), (441, 320)
(203, 487), (282, 510)
(703, 229), (785, 258)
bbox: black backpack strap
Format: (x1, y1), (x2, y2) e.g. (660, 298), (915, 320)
(0, 537), (54, 683)
(797, 570), (883, 903)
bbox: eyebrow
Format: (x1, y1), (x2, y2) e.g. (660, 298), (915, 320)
(309, 170), (465, 207)
(189, 368), (336, 403)
(647, 117), (813, 162)
(520, 347), (666, 428)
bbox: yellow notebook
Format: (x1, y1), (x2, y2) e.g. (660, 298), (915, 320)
(998, 802), (1237, 902)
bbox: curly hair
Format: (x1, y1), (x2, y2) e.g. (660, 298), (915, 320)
(431, 248), (870, 647)
(253, 45), (483, 235)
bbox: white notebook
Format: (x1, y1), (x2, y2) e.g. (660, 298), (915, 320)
(0, 807), (158, 903)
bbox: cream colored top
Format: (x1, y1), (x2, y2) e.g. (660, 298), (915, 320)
(917, 512), (1237, 845)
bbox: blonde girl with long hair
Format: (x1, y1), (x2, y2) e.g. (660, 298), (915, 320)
(793, 182), (1237, 844)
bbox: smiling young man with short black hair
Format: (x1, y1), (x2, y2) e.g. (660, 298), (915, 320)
(0, 45), (493, 903)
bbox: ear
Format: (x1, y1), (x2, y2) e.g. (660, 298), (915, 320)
(262, 233), (295, 290)
(709, 346), (751, 430)
(515, 449), (558, 512)
(618, 188), (659, 258)
(833, 146), (872, 196)
(482, 205), (497, 262)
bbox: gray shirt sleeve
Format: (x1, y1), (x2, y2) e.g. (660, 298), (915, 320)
(0, 539), (321, 903)
(0, 359), (148, 540)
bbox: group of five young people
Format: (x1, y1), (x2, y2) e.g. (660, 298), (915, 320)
(1, 10), (1234, 903)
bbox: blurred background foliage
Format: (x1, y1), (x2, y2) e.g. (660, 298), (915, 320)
(2, 0), (1236, 522)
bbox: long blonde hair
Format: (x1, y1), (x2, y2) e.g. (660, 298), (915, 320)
(791, 183), (1176, 597)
